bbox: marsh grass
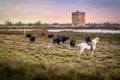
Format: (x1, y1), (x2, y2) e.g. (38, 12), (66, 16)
(0, 32), (120, 80)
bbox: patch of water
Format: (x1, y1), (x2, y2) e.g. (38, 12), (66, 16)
(48, 29), (120, 34)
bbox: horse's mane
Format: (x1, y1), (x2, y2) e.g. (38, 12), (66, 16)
(92, 37), (99, 44)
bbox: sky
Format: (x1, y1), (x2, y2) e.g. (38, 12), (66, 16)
(0, 0), (120, 24)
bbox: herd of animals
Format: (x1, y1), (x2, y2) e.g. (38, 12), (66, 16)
(26, 33), (76, 47)
(26, 32), (99, 57)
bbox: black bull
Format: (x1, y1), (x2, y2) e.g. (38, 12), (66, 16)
(26, 34), (36, 42)
(48, 34), (54, 38)
(53, 36), (70, 44)
(70, 39), (76, 47)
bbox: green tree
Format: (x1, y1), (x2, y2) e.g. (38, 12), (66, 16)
(15, 21), (23, 26)
(28, 23), (33, 26)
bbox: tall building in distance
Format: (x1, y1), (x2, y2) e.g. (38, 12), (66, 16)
(72, 11), (85, 27)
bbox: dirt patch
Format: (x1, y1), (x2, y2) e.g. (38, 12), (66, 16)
(38, 42), (54, 48)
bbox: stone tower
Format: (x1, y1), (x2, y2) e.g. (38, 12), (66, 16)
(72, 11), (85, 27)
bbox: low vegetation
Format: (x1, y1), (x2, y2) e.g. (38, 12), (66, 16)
(0, 30), (120, 80)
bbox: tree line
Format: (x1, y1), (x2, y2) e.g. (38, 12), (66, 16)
(5, 20), (41, 26)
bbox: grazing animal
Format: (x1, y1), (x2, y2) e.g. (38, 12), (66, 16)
(30, 36), (36, 42)
(48, 34), (54, 38)
(70, 39), (75, 47)
(61, 36), (70, 43)
(26, 34), (32, 38)
(53, 35), (62, 45)
(26, 34), (36, 42)
(77, 37), (99, 58)
(53, 38), (60, 44)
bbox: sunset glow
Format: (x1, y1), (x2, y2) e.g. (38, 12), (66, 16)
(0, 0), (120, 24)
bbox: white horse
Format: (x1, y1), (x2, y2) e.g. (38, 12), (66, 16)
(77, 37), (99, 58)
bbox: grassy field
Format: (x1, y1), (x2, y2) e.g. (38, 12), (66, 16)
(0, 30), (120, 80)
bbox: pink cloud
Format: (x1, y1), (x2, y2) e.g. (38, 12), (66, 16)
(0, 7), (71, 24)
(86, 7), (120, 23)
(0, 3), (119, 24)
